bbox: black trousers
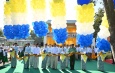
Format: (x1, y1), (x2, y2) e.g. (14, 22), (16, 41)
(70, 54), (75, 69)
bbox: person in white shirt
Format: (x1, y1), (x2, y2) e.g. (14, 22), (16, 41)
(97, 49), (105, 72)
(77, 45), (81, 60)
(33, 43), (40, 69)
(2, 49), (8, 66)
(51, 44), (58, 69)
(47, 44), (52, 68)
(65, 45), (69, 68)
(81, 47), (87, 71)
(42, 44), (48, 69)
(86, 46), (92, 61)
(30, 44), (35, 67)
(24, 43), (31, 69)
(60, 46), (66, 70)
(11, 43), (18, 68)
(58, 46), (62, 61)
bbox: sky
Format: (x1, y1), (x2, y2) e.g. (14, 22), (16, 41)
(0, 0), (104, 29)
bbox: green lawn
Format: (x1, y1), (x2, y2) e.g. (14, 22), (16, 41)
(0, 57), (115, 73)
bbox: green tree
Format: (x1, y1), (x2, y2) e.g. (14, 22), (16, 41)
(0, 29), (3, 37)
(93, 8), (104, 38)
(30, 30), (43, 45)
(103, 0), (115, 62)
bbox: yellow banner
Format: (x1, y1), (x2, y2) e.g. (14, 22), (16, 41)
(60, 54), (66, 62)
(81, 54), (88, 63)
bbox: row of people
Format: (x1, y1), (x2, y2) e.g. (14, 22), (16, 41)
(0, 43), (106, 72)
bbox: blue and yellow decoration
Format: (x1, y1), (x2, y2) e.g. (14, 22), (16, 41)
(76, 0), (95, 47)
(96, 13), (111, 52)
(3, 0), (30, 39)
(50, 0), (68, 44)
(31, 0), (48, 37)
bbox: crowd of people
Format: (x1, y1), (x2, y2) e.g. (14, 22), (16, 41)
(0, 43), (107, 72)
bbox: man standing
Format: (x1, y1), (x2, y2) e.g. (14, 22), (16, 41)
(47, 44), (52, 68)
(24, 43), (31, 69)
(51, 44), (58, 69)
(68, 44), (76, 70)
(11, 43), (18, 68)
(42, 44), (48, 69)
(33, 43), (40, 69)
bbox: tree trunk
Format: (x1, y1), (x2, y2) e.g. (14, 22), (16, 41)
(103, 0), (115, 63)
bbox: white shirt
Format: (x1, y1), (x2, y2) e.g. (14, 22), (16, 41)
(25, 46), (31, 54)
(43, 47), (48, 53)
(87, 47), (92, 53)
(58, 48), (62, 54)
(3, 50), (7, 56)
(47, 47), (52, 53)
(33, 47), (40, 55)
(51, 47), (58, 54)
(80, 48), (87, 54)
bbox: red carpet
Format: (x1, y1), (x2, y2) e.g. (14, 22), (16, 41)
(105, 59), (113, 64)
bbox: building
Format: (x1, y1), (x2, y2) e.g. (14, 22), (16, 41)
(44, 20), (77, 45)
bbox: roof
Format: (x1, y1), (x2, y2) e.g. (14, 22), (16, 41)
(46, 20), (76, 24)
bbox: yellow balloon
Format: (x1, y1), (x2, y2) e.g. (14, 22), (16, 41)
(53, 0), (64, 3)
(4, 2), (11, 15)
(31, 0), (46, 10)
(10, 0), (26, 13)
(76, 3), (95, 23)
(50, 0), (66, 17)
(101, 13), (109, 28)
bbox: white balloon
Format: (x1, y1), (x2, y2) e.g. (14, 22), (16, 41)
(11, 13), (28, 24)
(76, 22), (95, 35)
(4, 15), (12, 25)
(51, 16), (67, 29)
(98, 25), (110, 39)
(32, 9), (47, 22)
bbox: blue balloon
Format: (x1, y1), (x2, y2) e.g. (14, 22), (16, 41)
(113, 0), (115, 8)
(96, 37), (111, 52)
(77, 34), (93, 47)
(77, 0), (91, 5)
(52, 28), (68, 44)
(3, 25), (14, 39)
(3, 24), (30, 39)
(33, 21), (48, 37)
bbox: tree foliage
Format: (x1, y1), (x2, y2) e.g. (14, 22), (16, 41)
(93, 8), (104, 38)
(30, 30), (43, 44)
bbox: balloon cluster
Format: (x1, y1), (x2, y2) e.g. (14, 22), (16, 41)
(31, 0), (48, 37)
(3, 24), (30, 39)
(76, 0), (94, 47)
(96, 38), (111, 52)
(4, 2), (12, 25)
(77, 34), (93, 47)
(33, 21), (48, 37)
(96, 13), (111, 52)
(3, 0), (29, 39)
(10, 0), (26, 13)
(50, 0), (68, 44)
(50, 0), (66, 17)
(113, 0), (115, 8)
(31, 0), (46, 21)
(53, 28), (68, 44)
(77, 0), (90, 5)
